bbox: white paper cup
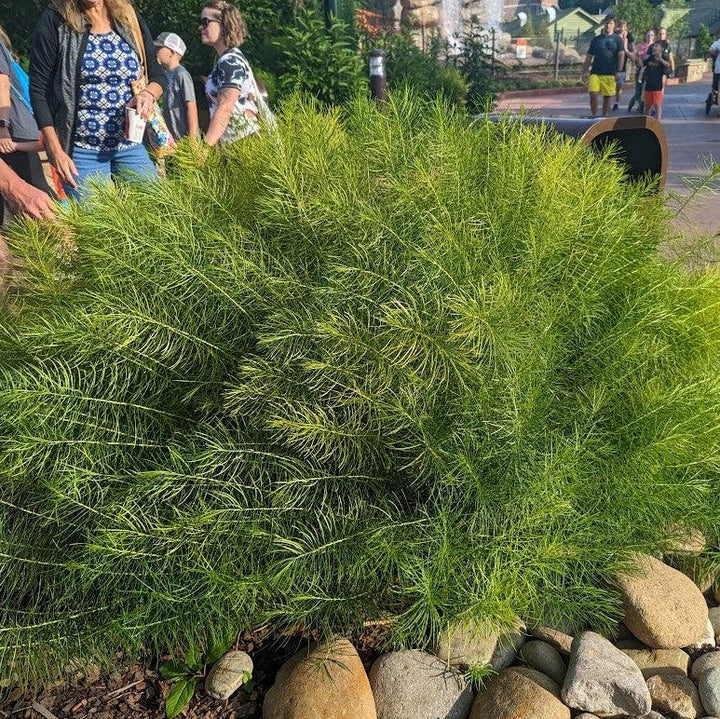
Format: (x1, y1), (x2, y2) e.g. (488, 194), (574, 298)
(125, 107), (146, 144)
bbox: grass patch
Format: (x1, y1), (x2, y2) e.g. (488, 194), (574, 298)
(1, 94), (720, 685)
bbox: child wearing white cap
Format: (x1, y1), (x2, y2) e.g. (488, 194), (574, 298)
(154, 32), (199, 140)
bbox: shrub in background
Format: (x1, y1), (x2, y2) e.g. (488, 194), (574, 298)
(1, 95), (720, 685)
(696, 24), (713, 60)
(275, 10), (367, 106)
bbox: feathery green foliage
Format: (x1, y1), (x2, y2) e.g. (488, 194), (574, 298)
(1, 95), (720, 685)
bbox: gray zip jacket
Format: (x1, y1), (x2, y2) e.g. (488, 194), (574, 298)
(30, 6), (166, 154)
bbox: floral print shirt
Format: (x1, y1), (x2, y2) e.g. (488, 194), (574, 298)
(75, 31), (141, 150)
(205, 47), (259, 143)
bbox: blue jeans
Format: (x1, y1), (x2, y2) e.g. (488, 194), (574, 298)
(66, 143), (157, 201)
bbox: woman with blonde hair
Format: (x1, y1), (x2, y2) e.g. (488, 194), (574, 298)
(30, 0), (166, 198)
(200, 0), (262, 145)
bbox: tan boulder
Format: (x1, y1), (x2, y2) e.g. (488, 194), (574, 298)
(666, 526), (706, 555)
(401, 5), (440, 27)
(618, 554), (708, 648)
(263, 639), (376, 719)
(469, 667), (570, 719)
(646, 670), (703, 719)
(621, 648), (690, 678)
(434, 622), (497, 668)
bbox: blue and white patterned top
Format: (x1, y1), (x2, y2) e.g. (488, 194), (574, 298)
(75, 31), (142, 151)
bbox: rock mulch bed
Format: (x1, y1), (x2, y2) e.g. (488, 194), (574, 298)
(4, 547), (720, 719)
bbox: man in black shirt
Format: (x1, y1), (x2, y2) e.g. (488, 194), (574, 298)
(582, 15), (625, 118)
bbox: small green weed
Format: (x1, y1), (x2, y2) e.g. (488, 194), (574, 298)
(160, 634), (247, 718)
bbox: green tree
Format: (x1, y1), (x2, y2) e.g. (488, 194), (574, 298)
(615, 0), (658, 38)
(696, 24), (713, 59)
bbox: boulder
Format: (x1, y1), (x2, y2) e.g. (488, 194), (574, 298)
(263, 639), (376, 719)
(687, 620), (716, 651)
(519, 641), (566, 685)
(561, 631), (651, 716)
(646, 671), (703, 719)
(699, 666), (720, 717)
(491, 631), (526, 671)
(691, 652), (720, 682)
(469, 667), (570, 719)
(709, 608), (720, 640)
(622, 647), (690, 678)
(666, 526), (706, 555)
(205, 650), (253, 701)
(618, 554), (709, 648)
(434, 622), (496, 669)
(369, 650), (472, 719)
(528, 626), (573, 656)
(400, 5), (440, 27)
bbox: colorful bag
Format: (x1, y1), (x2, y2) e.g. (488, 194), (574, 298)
(125, 13), (176, 158)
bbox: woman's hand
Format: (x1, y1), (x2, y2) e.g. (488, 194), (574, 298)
(127, 90), (155, 122)
(0, 127), (15, 154)
(49, 146), (79, 189)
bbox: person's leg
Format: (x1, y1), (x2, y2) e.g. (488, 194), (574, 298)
(67, 147), (112, 202)
(655, 98), (662, 121)
(110, 144), (157, 186)
(589, 92), (599, 117)
(602, 94), (612, 116)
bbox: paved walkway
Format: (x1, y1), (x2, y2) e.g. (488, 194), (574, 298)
(497, 79), (720, 242)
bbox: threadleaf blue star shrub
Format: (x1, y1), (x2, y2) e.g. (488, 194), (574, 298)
(1, 95), (720, 684)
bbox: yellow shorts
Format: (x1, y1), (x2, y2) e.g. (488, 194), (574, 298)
(588, 74), (616, 97)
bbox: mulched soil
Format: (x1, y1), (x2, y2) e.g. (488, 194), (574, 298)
(0, 627), (385, 719)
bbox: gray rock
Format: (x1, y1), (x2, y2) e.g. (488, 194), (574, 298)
(561, 631), (651, 716)
(434, 622), (497, 669)
(575, 715), (601, 719)
(646, 670), (703, 719)
(692, 652), (720, 682)
(519, 641), (566, 685)
(491, 631), (526, 671)
(369, 650), (473, 719)
(205, 650), (253, 701)
(699, 667), (720, 717)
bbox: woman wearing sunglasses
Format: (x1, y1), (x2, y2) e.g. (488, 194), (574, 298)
(200, 0), (261, 145)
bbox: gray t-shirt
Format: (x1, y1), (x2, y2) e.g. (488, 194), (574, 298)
(0, 50), (39, 142)
(163, 65), (196, 140)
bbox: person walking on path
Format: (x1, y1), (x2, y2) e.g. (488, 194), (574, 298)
(582, 14), (625, 118)
(0, 24), (55, 225)
(30, 0), (166, 199)
(657, 27), (675, 76)
(154, 31), (198, 141)
(613, 20), (634, 112)
(709, 30), (720, 100)
(640, 42), (670, 121)
(200, 0), (262, 145)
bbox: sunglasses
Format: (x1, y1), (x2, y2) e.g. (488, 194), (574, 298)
(199, 17), (222, 28)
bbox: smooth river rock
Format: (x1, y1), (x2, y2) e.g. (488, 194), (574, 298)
(469, 667), (570, 719)
(561, 631), (651, 716)
(618, 554), (709, 648)
(698, 666), (720, 717)
(263, 639), (376, 719)
(646, 670), (703, 719)
(369, 650), (473, 719)
(621, 647), (691, 678)
(691, 652), (720, 682)
(205, 650), (253, 701)
(519, 641), (566, 685)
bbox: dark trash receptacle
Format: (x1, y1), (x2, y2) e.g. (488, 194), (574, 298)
(485, 115), (668, 193)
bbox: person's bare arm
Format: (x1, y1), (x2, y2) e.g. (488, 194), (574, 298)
(186, 100), (199, 138)
(41, 125), (78, 189)
(204, 87), (240, 146)
(0, 74), (14, 154)
(0, 157), (55, 220)
(617, 50), (625, 74)
(582, 53), (593, 79)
